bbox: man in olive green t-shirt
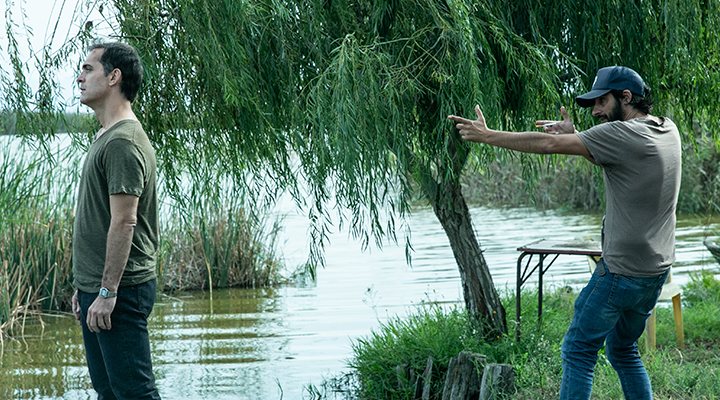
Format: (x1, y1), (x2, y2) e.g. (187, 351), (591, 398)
(72, 41), (161, 399)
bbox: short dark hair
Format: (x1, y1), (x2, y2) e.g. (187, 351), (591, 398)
(610, 84), (653, 115)
(88, 41), (144, 102)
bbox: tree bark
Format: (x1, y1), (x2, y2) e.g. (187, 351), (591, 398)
(441, 351), (486, 400)
(426, 176), (508, 338)
(414, 111), (507, 337)
(479, 363), (516, 399)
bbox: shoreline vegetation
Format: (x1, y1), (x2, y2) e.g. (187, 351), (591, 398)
(1, 112), (97, 137)
(319, 272), (720, 399)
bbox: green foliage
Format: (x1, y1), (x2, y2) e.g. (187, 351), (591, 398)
(350, 306), (475, 399)
(347, 285), (720, 399)
(82, 0), (718, 271)
(684, 270), (720, 307)
(0, 144), (76, 335)
(0, 3), (90, 137)
(4, 0), (720, 248)
(81, 0), (567, 266)
(158, 188), (284, 291)
(677, 137), (720, 215)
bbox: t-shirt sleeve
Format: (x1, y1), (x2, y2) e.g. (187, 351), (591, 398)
(103, 138), (146, 197)
(577, 122), (639, 167)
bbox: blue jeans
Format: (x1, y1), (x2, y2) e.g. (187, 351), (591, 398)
(78, 279), (161, 400)
(560, 259), (668, 400)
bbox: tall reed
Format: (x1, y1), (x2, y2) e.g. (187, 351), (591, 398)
(0, 140), (76, 338)
(157, 178), (283, 292)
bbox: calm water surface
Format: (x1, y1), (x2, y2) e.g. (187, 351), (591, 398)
(2, 206), (719, 399)
(2, 136), (720, 399)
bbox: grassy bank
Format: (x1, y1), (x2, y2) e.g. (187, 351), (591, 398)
(341, 271), (720, 399)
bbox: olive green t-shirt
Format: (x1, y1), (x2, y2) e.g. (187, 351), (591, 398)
(578, 117), (681, 277)
(72, 119), (158, 293)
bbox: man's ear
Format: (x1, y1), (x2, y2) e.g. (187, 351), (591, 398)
(108, 68), (122, 87)
(622, 89), (633, 105)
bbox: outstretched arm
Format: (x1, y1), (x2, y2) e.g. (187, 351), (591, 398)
(448, 105), (592, 159)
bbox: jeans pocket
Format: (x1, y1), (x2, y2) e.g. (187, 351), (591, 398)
(615, 273), (666, 310)
(137, 280), (157, 317)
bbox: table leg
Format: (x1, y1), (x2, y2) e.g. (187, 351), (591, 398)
(538, 254), (545, 322)
(516, 252), (526, 341)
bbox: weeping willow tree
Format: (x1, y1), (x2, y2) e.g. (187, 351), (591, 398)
(3, 0), (720, 338)
(106, 0), (566, 337)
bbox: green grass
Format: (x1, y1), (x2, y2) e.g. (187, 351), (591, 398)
(346, 273), (720, 400)
(0, 145), (76, 337)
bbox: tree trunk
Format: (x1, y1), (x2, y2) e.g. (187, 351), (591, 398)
(428, 177), (507, 338)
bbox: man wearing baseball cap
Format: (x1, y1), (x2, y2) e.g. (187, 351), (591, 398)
(448, 66), (681, 400)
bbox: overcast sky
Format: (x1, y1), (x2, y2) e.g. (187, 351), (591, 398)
(0, 0), (114, 111)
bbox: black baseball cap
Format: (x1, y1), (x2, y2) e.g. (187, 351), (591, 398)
(575, 66), (645, 108)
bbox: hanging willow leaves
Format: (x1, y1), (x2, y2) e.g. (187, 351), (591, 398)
(3, 0), (719, 337)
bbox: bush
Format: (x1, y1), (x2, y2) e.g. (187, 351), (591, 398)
(350, 306), (476, 399)
(158, 204), (283, 291)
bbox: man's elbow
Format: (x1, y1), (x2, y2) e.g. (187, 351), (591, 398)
(110, 215), (138, 229)
(538, 137), (560, 154)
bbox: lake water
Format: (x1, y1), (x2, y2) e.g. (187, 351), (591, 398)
(1, 204), (719, 399)
(2, 135), (720, 399)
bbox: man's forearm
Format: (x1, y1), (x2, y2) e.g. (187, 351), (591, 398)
(102, 220), (135, 291)
(482, 129), (555, 154)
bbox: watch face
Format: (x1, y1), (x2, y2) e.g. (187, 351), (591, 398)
(99, 288), (109, 298)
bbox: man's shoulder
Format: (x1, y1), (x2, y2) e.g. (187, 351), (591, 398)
(104, 120), (154, 154)
(586, 117), (675, 135)
(107, 119), (146, 140)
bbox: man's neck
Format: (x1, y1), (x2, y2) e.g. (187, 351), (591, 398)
(620, 102), (648, 121)
(93, 97), (137, 130)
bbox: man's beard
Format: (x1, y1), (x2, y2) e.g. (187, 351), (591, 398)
(607, 100), (624, 122)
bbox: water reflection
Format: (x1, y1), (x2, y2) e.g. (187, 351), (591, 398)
(2, 207), (720, 399)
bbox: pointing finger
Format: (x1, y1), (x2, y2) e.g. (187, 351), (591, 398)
(447, 115), (472, 124)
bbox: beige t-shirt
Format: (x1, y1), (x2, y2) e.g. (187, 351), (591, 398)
(72, 120), (158, 292)
(578, 117), (681, 277)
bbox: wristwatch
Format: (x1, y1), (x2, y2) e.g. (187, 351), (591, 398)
(98, 287), (117, 299)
